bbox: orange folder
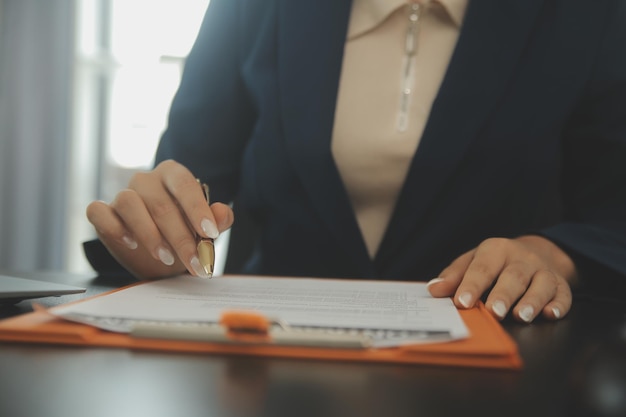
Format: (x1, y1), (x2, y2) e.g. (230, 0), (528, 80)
(0, 280), (523, 370)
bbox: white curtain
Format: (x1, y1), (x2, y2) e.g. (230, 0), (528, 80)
(0, 0), (76, 271)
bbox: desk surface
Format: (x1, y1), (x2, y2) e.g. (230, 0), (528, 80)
(1, 271), (625, 417)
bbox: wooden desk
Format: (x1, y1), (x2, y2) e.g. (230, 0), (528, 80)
(1, 271), (624, 417)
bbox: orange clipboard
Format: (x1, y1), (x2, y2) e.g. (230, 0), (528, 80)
(0, 279), (523, 371)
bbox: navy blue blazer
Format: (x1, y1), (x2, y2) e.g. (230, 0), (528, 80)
(89, 0), (626, 286)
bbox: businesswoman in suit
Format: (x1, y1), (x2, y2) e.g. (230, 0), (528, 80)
(85, 0), (626, 323)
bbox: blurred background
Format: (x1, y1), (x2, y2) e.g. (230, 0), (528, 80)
(0, 0), (229, 275)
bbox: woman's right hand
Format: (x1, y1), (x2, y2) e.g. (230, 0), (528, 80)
(85, 160), (234, 279)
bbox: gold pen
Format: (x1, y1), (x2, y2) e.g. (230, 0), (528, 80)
(197, 182), (215, 277)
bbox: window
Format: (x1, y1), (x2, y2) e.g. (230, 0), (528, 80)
(70, 0), (229, 274)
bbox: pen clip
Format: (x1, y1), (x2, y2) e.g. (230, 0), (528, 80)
(199, 182), (210, 203)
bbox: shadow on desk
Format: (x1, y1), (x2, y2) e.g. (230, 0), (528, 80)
(506, 293), (626, 417)
(566, 295), (626, 417)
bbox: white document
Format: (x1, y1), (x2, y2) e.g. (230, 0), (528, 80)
(51, 275), (469, 347)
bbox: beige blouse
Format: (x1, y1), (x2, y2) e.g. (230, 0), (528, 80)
(331, 0), (467, 257)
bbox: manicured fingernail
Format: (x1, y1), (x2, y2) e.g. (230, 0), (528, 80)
(492, 300), (507, 318)
(158, 247), (175, 266)
(201, 218), (219, 239)
(458, 292), (473, 308)
(426, 277), (445, 288)
(519, 305), (535, 323)
(122, 235), (138, 250)
(190, 256), (210, 278)
(552, 307), (561, 319)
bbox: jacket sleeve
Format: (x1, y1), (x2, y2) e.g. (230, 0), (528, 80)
(155, 0), (256, 204)
(539, 0), (626, 289)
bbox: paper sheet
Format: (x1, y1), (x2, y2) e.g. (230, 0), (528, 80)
(51, 275), (469, 346)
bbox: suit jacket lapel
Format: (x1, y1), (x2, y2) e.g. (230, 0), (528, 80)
(278, 0), (375, 277)
(375, 0), (547, 270)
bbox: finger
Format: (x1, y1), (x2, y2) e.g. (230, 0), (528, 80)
(88, 198), (187, 280)
(210, 202), (235, 232)
(86, 200), (138, 250)
(135, 183), (210, 277)
(453, 239), (507, 309)
(157, 160), (220, 239)
(129, 166), (216, 278)
(427, 250), (475, 298)
(110, 189), (177, 267)
(542, 279), (572, 320)
(484, 261), (534, 320)
(511, 269), (559, 323)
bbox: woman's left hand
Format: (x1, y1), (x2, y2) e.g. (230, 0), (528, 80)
(427, 235), (578, 323)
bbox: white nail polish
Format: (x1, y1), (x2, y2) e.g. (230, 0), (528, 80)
(158, 247), (175, 266)
(426, 277), (445, 288)
(201, 218), (219, 239)
(190, 256), (210, 278)
(492, 300), (507, 318)
(122, 235), (138, 250)
(458, 292), (472, 308)
(552, 307), (561, 319)
(519, 305), (535, 323)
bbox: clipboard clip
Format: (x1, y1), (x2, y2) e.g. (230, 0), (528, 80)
(218, 311), (284, 344)
(131, 310), (372, 349)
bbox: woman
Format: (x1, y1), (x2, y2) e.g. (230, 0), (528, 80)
(85, 0), (626, 323)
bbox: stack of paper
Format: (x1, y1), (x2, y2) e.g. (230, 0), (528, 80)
(0, 275), (523, 370)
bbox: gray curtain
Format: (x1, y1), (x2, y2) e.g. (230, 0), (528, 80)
(0, 0), (75, 271)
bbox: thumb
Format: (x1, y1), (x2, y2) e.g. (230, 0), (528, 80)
(426, 250), (474, 297)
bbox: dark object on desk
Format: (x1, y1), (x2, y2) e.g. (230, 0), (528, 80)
(0, 274), (85, 305)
